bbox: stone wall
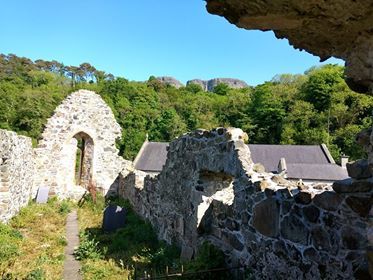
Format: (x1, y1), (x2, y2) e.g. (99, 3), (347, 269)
(34, 90), (132, 199)
(0, 129), (34, 222)
(120, 128), (371, 279)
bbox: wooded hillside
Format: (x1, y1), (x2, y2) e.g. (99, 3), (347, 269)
(0, 54), (371, 161)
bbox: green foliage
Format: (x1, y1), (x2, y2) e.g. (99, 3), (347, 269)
(213, 83), (230, 95)
(301, 65), (344, 112)
(249, 83), (286, 143)
(74, 233), (103, 260)
(78, 195), (181, 278)
(58, 200), (72, 214)
(184, 242), (230, 280)
(0, 223), (23, 262)
(185, 82), (203, 93)
(25, 268), (46, 280)
(0, 198), (71, 278)
(1, 53), (372, 161)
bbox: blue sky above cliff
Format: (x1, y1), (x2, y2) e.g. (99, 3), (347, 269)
(0, 0), (343, 86)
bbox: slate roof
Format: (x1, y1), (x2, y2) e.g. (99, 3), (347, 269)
(285, 163), (348, 181)
(249, 144), (332, 171)
(134, 142), (169, 172)
(134, 141), (348, 181)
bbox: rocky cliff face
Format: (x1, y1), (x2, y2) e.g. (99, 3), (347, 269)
(205, 0), (373, 94)
(187, 78), (249, 91)
(156, 76), (184, 88)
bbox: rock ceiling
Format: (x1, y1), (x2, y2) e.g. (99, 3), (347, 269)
(205, 0), (373, 93)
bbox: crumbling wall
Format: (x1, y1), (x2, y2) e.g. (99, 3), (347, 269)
(34, 89), (131, 199)
(120, 128), (371, 279)
(0, 129), (34, 222)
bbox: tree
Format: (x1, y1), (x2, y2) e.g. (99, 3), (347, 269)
(248, 83), (286, 143)
(301, 65), (345, 112)
(213, 83), (229, 95)
(185, 83), (203, 93)
(150, 109), (187, 141)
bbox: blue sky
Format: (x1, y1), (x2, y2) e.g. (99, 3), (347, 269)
(0, 0), (343, 86)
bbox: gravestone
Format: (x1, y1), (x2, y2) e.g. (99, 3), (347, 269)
(102, 205), (126, 232)
(36, 186), (50, 203)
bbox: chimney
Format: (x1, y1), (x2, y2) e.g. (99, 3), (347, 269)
(340, 154), (349, 168)
(278, 157), (287, 178)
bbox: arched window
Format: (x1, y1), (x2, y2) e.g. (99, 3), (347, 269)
(73, 132), (94, 188)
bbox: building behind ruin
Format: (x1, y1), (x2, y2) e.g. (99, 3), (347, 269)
(134, 138), (348, 184)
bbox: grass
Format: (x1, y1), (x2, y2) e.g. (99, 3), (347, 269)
(0, 192), (231, 279)
(77, 194), (180, 280)
(77, 194), (232, 280)
(0, 197), (73, 279)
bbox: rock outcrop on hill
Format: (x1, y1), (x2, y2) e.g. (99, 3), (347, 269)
(205, 0), (373, 94)
(187, 78), (249, 91)
(156, 76), (184, 88)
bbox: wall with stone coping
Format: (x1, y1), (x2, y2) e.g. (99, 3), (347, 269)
(120, 128), (372, 279)
(0, 129), (34, 222)
(34, 89), (132, 199)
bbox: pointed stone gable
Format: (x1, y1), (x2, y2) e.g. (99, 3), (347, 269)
(33, 89), (131, 199)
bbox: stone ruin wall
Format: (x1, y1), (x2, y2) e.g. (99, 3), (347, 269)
(34, 90), (132, 199)
(120, 128), (372, 279)
(0, 130), (34, 222)
(0, 89), (131, 221)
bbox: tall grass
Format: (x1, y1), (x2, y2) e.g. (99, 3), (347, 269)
(0, 198), (73, 279)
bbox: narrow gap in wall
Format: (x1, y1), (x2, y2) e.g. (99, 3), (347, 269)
(75, 138), (84, 185)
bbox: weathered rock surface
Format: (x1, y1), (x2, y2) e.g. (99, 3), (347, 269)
(333, 177), (373, 193)
(0, 130), (34, 222)
(347, 159), (371, 179)
(187, 78), (249, 91)
(156, 76), (184, 88)
(252, 198), (279, 237)
(205, 0), (373, 93)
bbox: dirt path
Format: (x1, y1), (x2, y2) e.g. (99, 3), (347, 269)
(63, 210), (82, 280)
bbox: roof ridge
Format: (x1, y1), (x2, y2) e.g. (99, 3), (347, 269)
(320, 143), (336, 164)
(133, 137), (149, 166)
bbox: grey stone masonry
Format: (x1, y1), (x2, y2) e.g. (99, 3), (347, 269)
(121, 127), (372, 279)
(34, 90), (132, 199)
(0, 129), (34, 222)
(0, 90), (133, 221)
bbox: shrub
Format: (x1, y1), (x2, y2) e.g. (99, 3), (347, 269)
(58, 201), (71, 214)
(74, 233), (102, 260)
(26, 268), (46, 280)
